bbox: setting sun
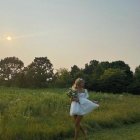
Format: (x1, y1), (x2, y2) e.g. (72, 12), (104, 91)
(6, 36), (12, 41)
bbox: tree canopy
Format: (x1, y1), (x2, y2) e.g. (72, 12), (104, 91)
(0, 57), (139, 94)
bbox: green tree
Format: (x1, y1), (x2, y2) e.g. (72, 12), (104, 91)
(99, 68), (128, 93)
(128, 65), (140, 94)
(70, 65), (84, 83)
(110, 61), (133, 85)
(84, 60), (99, 74)
(23, 57), (54, 88)
(135, 65), (140, 82)
(54, 68), (72, 88)
(0, 57), (24, 86)
(82, 60), (99, 89)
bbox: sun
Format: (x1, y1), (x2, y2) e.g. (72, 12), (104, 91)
(6, 36), (12, 41)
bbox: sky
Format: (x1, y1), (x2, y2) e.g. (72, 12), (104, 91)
(0, 0), (140, 71)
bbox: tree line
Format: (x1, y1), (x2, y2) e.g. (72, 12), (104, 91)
(0, 56), (140, 94)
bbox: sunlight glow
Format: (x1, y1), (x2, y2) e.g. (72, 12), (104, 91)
(6, 36), (12, 41)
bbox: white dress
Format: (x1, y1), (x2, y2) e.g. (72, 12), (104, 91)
(70, 89), (99, 116)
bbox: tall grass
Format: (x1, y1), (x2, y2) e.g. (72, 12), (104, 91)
(67, 123), (140, 140)
(0, 87), (140, 140)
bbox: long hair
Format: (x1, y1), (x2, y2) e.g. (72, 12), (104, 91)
(72, 78), (85, 90)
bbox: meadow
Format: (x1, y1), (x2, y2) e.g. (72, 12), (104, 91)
(0, 87), (140, 140)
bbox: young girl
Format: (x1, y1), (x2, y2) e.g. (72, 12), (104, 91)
(69, 78), (99, 140)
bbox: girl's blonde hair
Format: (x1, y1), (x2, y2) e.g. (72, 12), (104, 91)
(72, 78), (85, 90)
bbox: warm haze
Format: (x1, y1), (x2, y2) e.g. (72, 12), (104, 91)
(0, 0), (140, 71)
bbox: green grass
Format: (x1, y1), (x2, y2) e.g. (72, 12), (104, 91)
(0, 87), (140, 140)
(66, 123), (140, 140)
(91, 123), (140, 140)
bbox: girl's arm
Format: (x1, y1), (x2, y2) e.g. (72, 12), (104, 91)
(85, 89), (89, 98)
(70, 97), (79, 102)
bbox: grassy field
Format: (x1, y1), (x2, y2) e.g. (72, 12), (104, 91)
(0, 87), (140, 140)
(66, 122), (140, 140)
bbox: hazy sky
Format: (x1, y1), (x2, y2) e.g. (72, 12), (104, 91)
(0, 0), (140, 71)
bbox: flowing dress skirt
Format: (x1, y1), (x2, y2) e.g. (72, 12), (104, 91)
(70, 98), (99, 116)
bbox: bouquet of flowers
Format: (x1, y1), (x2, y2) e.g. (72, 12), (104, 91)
(67, 88), (79, 103)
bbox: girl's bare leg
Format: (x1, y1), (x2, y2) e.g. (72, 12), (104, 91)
(73, 115), (87, 140)
(73, 115), (87, 138)
(80, 123), (87, 139)
(74, 115), (82, 140)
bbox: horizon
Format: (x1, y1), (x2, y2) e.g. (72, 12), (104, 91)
(0, 0), (140, 72)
